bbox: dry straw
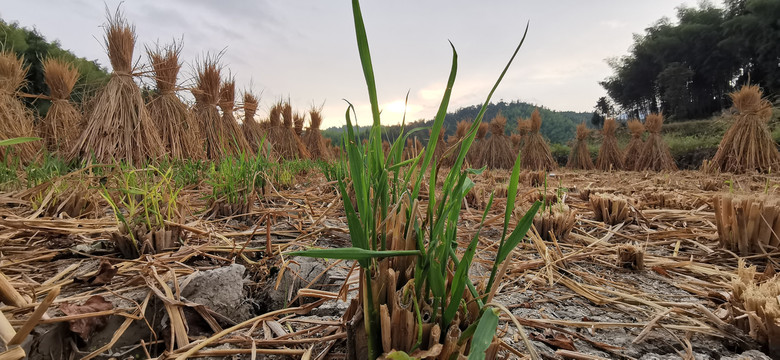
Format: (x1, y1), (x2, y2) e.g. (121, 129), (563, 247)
(623, 119), (645, 171)
(293, 112), (305, 137)
(301, 106), (332, 160)
(41, 58), (81, 156)
(192, 55), (231, 160)
(0, 51), (38, 163)
(430, 128), (446, 164)
(595, 118), (623, 171)
(73, 9), (163, 165)
(522, 108), (556, 171)
(711, 85), (780, 173)
(441, 120), (469, 167)
(467, 122), (488, 166)
(219, 79), (253, 156)
(636, 113), (677, 171)
(713, 194), (780, 255)
(241, 92), (267, 153)
(478, 112), (515, 169)
(729, 261), (780, 356)
(567, 123), (593, 170)
(146, 42), (204, 160)
(267, 101), (310, 159)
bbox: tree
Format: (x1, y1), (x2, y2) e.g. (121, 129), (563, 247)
(656, 62), (694, 119)
(591, 96), (613, 127)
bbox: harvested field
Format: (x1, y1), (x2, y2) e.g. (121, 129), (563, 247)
(0, 166), (777, 359)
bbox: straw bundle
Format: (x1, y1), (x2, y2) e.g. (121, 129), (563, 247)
(301, 107), (332, 160)
(403, 137), (423, 161)
(467, 122), (488, 166)
(73, 10), (163, 165)
(616, 243), (645, 271)
(293, 112), (305, 137)
(533, 205), (577, 241)
(621, 119), (645, 171)
(40, 58), (81, 156)
(590, 193), (635, 225)
(192, 55), (229, 160)
(522, 109), (556, 171)
(218, 79), (253, 155)
(729, 261), (780, 356)
(146, 43), (204, 160)
(713, 194), (780, 255)
(478, 113), (516, 169)
(241, 92), (264, 148)
(442, 120), (469, 167)
(595, 118), (623, 171)
(430, 128), (446, 164)
(267, 101), (310, 159)
(567, 123), (593, 170)
(0, 51), (38, 163)
(515, 117), (531, 152)
(636, 113), (677, 171)
(712, 85), (780, 173)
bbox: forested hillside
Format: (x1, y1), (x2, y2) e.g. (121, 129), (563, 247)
(323, 100), (590, 145)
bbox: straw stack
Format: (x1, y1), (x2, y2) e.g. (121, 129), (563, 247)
(442, 120), (469, 167)
(218, 79), (253, 155)
(268, 101), (310, 159)
(596, 118), (623, 171)
(636, 113), (677, 171)
(623, 119), (645, 171)
(146, 42), (204, 160)
(712, 85), (780, 174)
(522, 109), (556, 171)
(430, 128), (446, 164)
(403, 137), (424, 161)
(40, 58), (81, 157)
(241, 92), (265, 150)
(192, 56), (229, 160)
(567, 123), (593, 170)
(478, 113), (515, 169)
(293, 112), (305, 137)
(713, 194), (780, 255)
(73, 10), (163, 165)
(0, 51), (39, 163)
(516, 117), (531, 152)
(467, 122), (488, 167)
(302, 107), (332, 161)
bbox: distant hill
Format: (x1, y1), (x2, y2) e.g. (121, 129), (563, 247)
(323, 100), (591, 145)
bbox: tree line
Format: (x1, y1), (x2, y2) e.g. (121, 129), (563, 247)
(599, 0), (779, 121)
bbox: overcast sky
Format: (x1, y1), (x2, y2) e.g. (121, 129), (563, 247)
(1, 1), (699, 128)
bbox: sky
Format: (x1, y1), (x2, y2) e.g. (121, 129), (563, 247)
(1, 1), (699, 129)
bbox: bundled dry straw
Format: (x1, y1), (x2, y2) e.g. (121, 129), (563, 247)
(267, 101), (310, 159)
(403, 137), (424, 161)
(623, 119), (645, 171)
(636, 113), (677, 171)
(712, 85), (780, 174)
(73, 10), (163, 165)
(430, 128), (446, 164)
(616, 243), (645, 271)
(729, 261), (780, 356)
(533, 205), (577, 241)
(301, 107), (332, 160)
(192, 56), (231, 160)
(441, 120), (469, 167)
(293, 112), (305, 137)
(0, 51), (38, 162)
(40, 58), (81, 156)
(478, 112), (516, 169)
(241, 92), (265, 150)
(567, 123), (593, 170)
(467, 122), (488, 166)
(146, 42), (204, 160)
(218, 79), (253, 155)
(596, 118), (623, 171)
(522, 109), (556, 171)
(713, 194), (780, 255)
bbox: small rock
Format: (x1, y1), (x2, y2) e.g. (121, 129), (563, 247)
(181, 263), (253, 323)
(720, 350), (772, 360)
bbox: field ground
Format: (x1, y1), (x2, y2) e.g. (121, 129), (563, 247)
(0, 166), (778, 359)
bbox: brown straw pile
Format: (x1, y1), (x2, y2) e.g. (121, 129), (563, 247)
(430, 128), (446, 164)
(268, 101), (310, 159)
(41, 57), (81, 156)
(73, 10), (163, 165)
(192, 56), (229, 160)
(711, 85), (780, 173)
(0, 51), (39, 163)
(293, 112), (305, 137)
(728, 261), (780, 356)
(522, 108), (556, 171)
(636, 113), (677, 171)
(567, 123), (593, 170)
(218, 79), (253, 156)
(146, 42), (204, 160)
(467, 122), (488, 167)
(478, 112), (515, 169)
(515, 117), (531, 152)
(301, 107), (332, 160)
(623, 119), (645, 171)
(595, 118), (623, 171)
(442, 120), (469, 167)
(241, 92), (265, 150)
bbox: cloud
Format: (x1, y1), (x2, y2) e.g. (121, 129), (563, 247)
(599, 20), (627, 29)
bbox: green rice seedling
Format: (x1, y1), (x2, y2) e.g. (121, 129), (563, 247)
(25, 152), (71, 188)
(102, 164), (184, 257)
(290, 1), (538, 358)
(206, 151), (269, 218)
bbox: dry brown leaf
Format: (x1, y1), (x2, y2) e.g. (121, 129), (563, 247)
(89, 260), (118, 285)
(530, 329), (576, 351)
(59, 295), (114, 341)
